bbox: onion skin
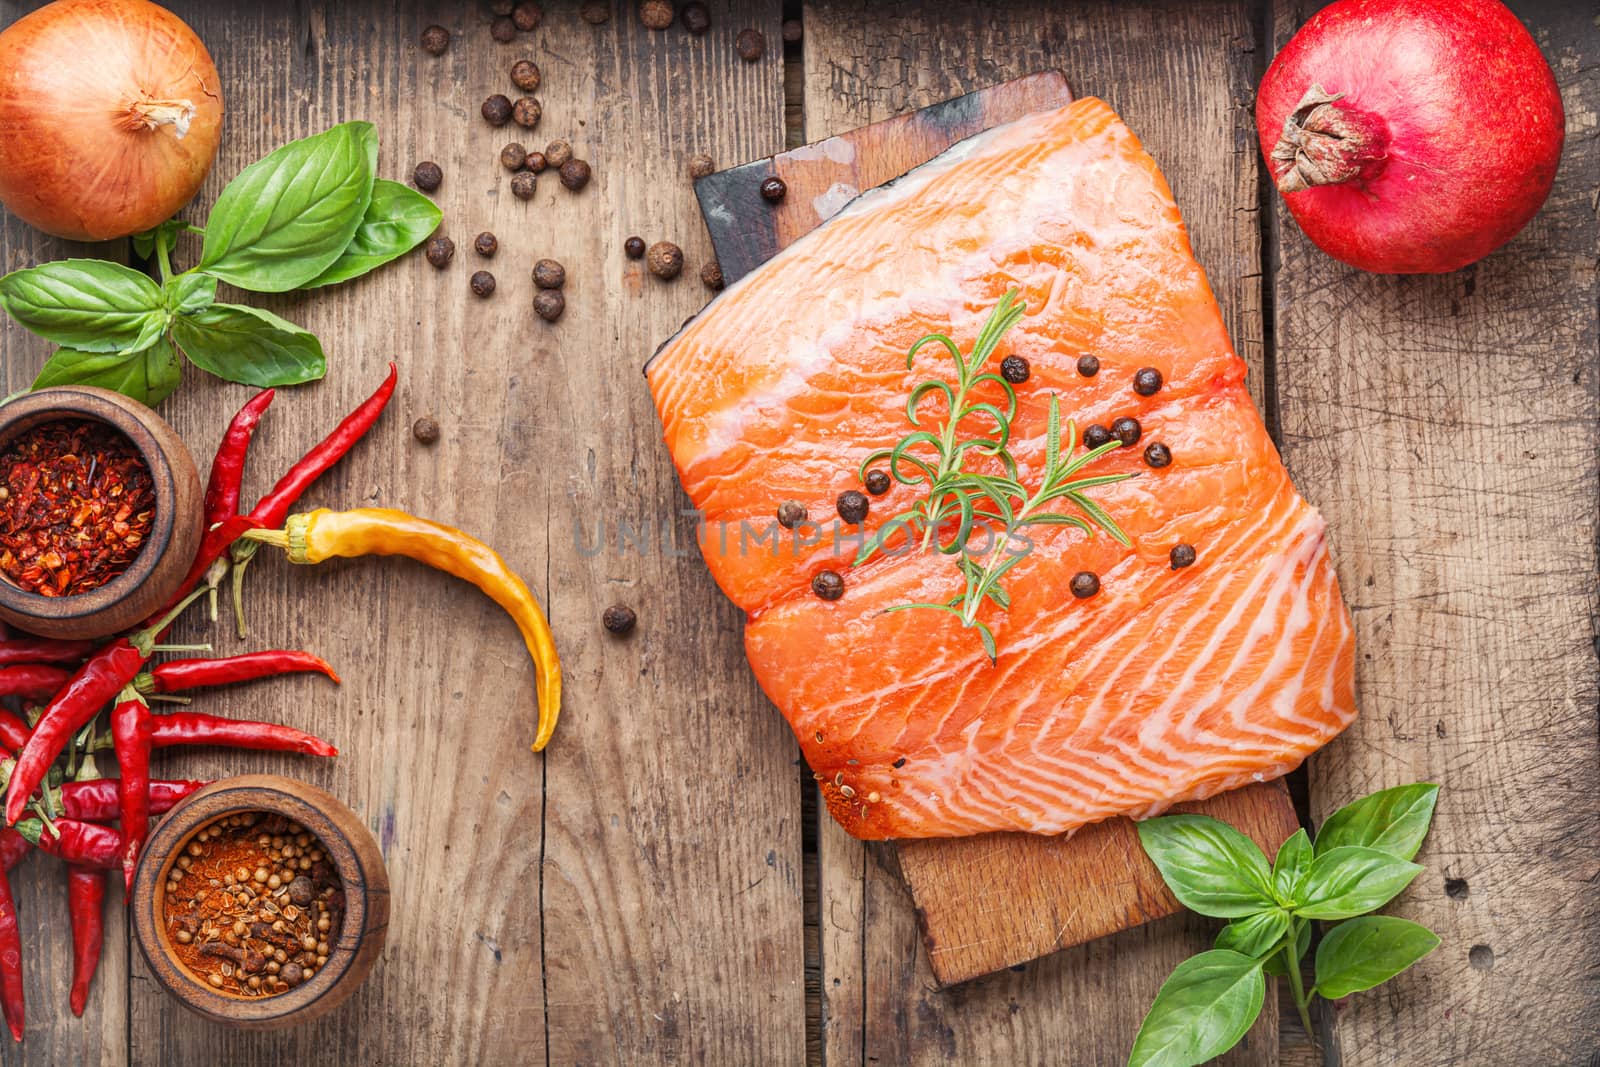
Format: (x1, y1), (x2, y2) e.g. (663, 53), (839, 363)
(1258, 0), (1563, 274)
(0, 0), (223, 242)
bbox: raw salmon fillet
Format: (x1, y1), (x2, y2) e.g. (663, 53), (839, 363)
(648, 97), (1356, 839)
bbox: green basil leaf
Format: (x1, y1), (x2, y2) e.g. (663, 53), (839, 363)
(1137, 815), (1275, 918)
(1272, 828), (1313, 904)
(1262, 919), (1310, 977)
(198, 122), (378, 292)
(1128, 950), (1265, 1067)
(1295, 846), (1422, 920)
(1314, 783), (1439, 861)
(171, 303), (326, 387)
(165, 273), (217, 316)
(1214, 908), (1290, 959)
(0, 260), (165, 352)
(300, 179), (442, 288)
(1314, 915), (1439, 999)
(32, 339), (183, 407)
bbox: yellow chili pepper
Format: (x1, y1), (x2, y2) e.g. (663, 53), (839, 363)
(245, 508), (561, 751)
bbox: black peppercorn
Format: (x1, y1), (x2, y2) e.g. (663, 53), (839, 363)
(782, 18), (802, 42)
(510, 171), (537, 200)
(580, 0), (609, 23)
(681, 1), (710, 33)
(811, 570), (844, 601)
(424, 236), (455, 268)
(533, 289), (565, 322)
(500, 142), (528, 171)
(759, 176), (787, 202)
(512, 96), (542, 129)
(511, 2), (541, 31)
(1143, 442), (1172, 468)
(602, 604), (637, 635)
(736, 27), (765, 61)
(647, 241), (683, 279)
(474, 232), (499, 257)
(1000, 355), (1030, 384)
(624, 236), (646, 259)
(544, 140), (573, 167)
(864, 470), (890, 496)
(511, 59), (541, 92)
(640, 0), (673, 30)
(412, 416), (440, 445)
(776, 500), (807, 529)
(1070, 571), (1100, 599)
(491, 16), (517, 42)
(470, 270), (496, 297)
(836, 490), (869, 524)
(1083, 423), (1111, 449)
(482, 94), (513, 126)
(412, 160), (443, 192)
(420, 25), (450, 55)
(1111, 416), (1142, 447)
(523, 150), (547, 173)
(1133, 367), (1163, 396)
(533, 258), (566, 289)
(700, 260), (724, 291)
(559, 158), (592, 191)
(1077, 353), (1099, 377)
(688, 153), (715, 179)
(1169, 543), (1197, 570)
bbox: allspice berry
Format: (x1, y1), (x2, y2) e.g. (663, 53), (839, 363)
(544, 139), (573, 167)
(511, 59), (541, 92)
(640, 0), (673, 30)
(412, 416), (440, 445)
(533, 259), (566, 289)
(580, 0), (609, 23)
(558, 158), (591, 191)
(412, 160), (443, 192)
(646, 241), (683, 279)
(680, 2), (710, 34)
(624, 236), (646, 259)
(424, 236), (455, 268)
(500, 142), (528, 171)
(481, 94), (513, 126)
(602, 604), (637, 635)
(510, 171), (537, 200)
(759, 176), (786, 202)
(491, 16), (517, 42)
(782, 18), (802, 43)
(474, 232), (499, 257)
(533, 289), (565, 322)
(735, 28), (764, 61)
(420, 25), (450, 55)
(511, 2), (541, 31)
(512, 96), (542, 129)
(688, 153), (715, 179)
(470, 270), (496, 297)
(524, 150), (547, 173)
(700, 259), (724, 291)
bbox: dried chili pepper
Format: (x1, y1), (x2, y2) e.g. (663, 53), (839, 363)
(0, 638), (95, 667)
(15, 818), (120, 869)
(148, 713), (337, 757)
(110, 686), (152, 889)
(67, 867), (105, 1016)
(0, 867), (20, 1040)
(136, 651), (340, 695)
(244, 507), (561, 750)
(56, 779), (205, 823)
(0, 665), (71, 703)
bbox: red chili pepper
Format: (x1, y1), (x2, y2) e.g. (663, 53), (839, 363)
(204, 389), (274, 526)
(0, 868), (21, 1040)
(110, 688), (152, 890)
(67, 867), (105, 1016)
(0, 639), (95, 667)
(0, 713), (27, 755)
(57, 779), (205, 823)
(139, 651), (340, 695)
(14, 818), (121, 869)
(149, 713), (337, 757)
(0, 665), (70, 703)
(0, 832), (26, 873)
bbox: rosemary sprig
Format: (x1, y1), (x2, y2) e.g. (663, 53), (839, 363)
(853, 289), (1133, 661)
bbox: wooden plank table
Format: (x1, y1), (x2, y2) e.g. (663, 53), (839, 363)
(0, 1), (1593, 1064)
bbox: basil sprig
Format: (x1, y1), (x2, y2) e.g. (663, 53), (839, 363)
(1128, 783), (1441, 1067)
(0, 121), (440, 406)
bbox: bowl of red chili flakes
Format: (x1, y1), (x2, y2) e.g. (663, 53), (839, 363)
(0, 386), (201, 638)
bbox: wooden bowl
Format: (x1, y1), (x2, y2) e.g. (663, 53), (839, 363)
(130, 775), (390, 1029)
(0, 386), (202, 639)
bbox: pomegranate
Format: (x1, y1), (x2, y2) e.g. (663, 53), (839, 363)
(1257, 0), (1563, 274)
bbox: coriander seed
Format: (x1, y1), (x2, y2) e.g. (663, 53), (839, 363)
(470, 270), (496, 297)
(412, 160), (443, 191)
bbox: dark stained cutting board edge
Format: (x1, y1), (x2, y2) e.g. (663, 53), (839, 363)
(690, 71), (1302, 987)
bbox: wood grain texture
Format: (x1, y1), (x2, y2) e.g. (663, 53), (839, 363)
(1268, 1), (1600, 1064)
(800, 0), (1278, 1061)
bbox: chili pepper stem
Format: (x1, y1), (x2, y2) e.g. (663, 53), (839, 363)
(146, 694), (191, 705)
(230, 544), (258, 639)
(136, 584), (211, 654)
(150, 643), (211, 654)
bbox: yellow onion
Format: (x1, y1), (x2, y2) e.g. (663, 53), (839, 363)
(0, 0), (223, 242)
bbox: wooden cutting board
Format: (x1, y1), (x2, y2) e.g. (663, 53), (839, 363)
(694, 71), (1301, 987)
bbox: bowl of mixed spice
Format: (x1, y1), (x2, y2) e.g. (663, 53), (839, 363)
(0, 386), (201, 639)
(130, 774), (389, 1028)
